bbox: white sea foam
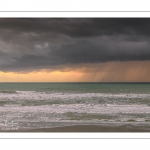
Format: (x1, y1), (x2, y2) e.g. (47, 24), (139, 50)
(0, 90), (150, 129)
(1, 103), (150, 114)
(0, 91), (149, 101)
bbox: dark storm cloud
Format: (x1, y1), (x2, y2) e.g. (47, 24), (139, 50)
(1, 18), (150, 38)
(0, 18), (150, 72)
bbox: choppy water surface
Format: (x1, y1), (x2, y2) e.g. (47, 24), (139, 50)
(0, 82), (150, 131)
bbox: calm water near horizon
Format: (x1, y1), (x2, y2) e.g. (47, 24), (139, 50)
(0, 82), (150, 131)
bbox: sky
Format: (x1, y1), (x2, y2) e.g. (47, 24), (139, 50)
(0, 18), (150, 82)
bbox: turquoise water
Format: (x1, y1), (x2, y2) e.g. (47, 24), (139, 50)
(0, 82), (150, 131)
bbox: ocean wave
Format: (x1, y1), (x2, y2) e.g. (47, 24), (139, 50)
(0, 91), (150, 107)
(1, 103), (150, 114)
(0, 91), (150, 101)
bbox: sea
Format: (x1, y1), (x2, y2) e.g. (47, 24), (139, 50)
(0, 82), (150, 131)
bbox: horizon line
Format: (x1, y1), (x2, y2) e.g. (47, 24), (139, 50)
(0, 82), (150, 83)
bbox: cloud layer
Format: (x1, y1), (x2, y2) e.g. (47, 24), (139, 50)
(0, 18), (150, 72)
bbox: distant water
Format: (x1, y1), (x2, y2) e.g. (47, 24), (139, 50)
(0, 82), (150, 131)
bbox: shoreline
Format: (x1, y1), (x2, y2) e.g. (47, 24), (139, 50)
(1, 124), (150, 132)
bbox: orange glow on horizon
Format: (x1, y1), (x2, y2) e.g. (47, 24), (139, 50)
(0, 61), (150, 82)
(0, 70), (84, 82)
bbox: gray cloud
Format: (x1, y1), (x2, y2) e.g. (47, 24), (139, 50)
(0, 18), (150, 72)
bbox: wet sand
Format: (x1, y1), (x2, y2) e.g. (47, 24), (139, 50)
(1, 125), (150, 132)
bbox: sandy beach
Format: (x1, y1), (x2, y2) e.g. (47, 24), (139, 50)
(1, 124), (150, 132)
